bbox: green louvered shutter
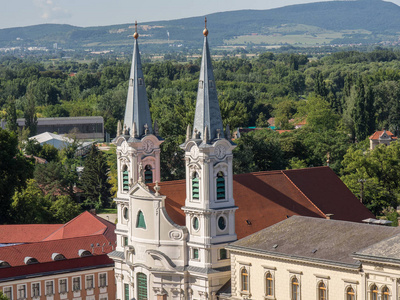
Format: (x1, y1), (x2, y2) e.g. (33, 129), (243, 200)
(123, 170), (129, 191)
(124, 283), (129, 300)
(136, 211), (146, 229)
(144, 169), (153, 184)
(192, 173), (199, 199)
(217, 173), (225, 200)
(137, 273), (147, 300)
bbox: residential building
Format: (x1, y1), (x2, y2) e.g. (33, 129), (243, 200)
(0, 212), (116, 300)
(369, 130), (397, 150)
(225, 215), (400, 300)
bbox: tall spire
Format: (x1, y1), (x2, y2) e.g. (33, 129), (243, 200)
(192, 17), (224, 142)
(123, 21), (152, 138)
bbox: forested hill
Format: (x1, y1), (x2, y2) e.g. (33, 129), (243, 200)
(1, 0), (400, 50)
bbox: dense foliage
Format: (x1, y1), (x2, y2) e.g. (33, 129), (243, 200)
(2, 47), (400, 221)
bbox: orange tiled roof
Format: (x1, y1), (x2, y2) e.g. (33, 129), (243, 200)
(0, 224), (62, 243)
(151, 167), (374, 240)
(369, 130), (397, 140)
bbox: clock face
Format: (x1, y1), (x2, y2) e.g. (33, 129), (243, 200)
(121, 141), (128, 154)
(190, 145), (199, 159)
(143, 140), (154, 153)
(215, 145), (226, 159)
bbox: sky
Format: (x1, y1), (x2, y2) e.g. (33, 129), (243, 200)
(1, 0), (400, 29)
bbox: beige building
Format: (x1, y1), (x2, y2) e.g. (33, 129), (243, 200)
(369, 130), (397, 150)
(224, 216), (400, 300)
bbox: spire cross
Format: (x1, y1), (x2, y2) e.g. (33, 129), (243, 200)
(135, 20), (138, 33)
(205, 17), (207, 29)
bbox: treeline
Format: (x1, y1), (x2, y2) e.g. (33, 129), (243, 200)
(2, 48), (400, 219)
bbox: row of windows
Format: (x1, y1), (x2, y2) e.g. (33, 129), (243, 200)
(190, 248), (228, 261)
(240, 269), (380, 300)
(2, 274), (107, 300)
(191, 171), (226, 200)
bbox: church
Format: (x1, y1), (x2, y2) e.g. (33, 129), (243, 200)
(108, 21), (374, 300)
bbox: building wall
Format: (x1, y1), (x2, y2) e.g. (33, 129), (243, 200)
(0, 267), (115, 300)
(229, 251), (363, 300)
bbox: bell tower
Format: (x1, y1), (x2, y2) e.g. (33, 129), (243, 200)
(181, 18), (237, 271)
(114, 21), (163, 199)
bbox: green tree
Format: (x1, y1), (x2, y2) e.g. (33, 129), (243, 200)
(50, 195), (81, 223)
(24, 88), (38, 137)
(0, 128), (34, 223)
(5, 96), (18, 133)
(10, 179), (51, 224)
(80, 145), (111, 209)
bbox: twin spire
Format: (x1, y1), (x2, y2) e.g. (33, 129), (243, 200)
(192, 17), (224, 143)
(123, 18), (225, 143)
(123, 21), (153, 138)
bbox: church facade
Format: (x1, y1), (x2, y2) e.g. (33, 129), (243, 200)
(109, 21), (234, 300)
(108, 21), (375, 300)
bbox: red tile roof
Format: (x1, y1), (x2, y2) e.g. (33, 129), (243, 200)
(0, 224), (63, 243)
(0, 211), (116, 280)
(152, 167), (374, 240)
(369, 130), (397, 140)
(43, 211), (114, 241)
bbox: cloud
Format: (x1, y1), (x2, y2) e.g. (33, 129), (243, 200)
(33, 0), (71, 21)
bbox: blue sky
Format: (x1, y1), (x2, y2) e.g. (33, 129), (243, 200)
(1, 0), (400, 29)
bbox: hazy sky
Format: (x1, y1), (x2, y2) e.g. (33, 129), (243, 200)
(1, 0), (400, 29)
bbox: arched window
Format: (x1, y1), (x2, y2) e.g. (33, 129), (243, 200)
(291, 277), (299, 300)
(137, 273), (147, 300)
(122, 166), (129, 191)
(144, 165), (153, 184)
(219, 248), (227, 260)
(136, 211), (146, 229)
(265, 272), (273, 296)
(216, 171), (225, 200)
(241, 268), (249, 292)
(371, 284), (378, 300)
(192, 172), (199, 200)
(347, 287), (355, 300)
(318, 282), (326, 300)
(382, 286), (390, 300)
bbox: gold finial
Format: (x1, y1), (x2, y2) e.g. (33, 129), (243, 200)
(133, 20), (139, 39)
(203, 17), (208, 37)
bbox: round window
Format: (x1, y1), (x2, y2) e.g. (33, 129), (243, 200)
(123, 207), (129, 220)
(218, 216), (226, 230)
(193, 217), (200, 231)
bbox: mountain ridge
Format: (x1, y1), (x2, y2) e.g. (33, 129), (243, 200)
(1, 0), (400, 51)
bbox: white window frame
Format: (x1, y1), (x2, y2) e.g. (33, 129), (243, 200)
(99, 273), (108, 288)
(17, 284), (26, 300)
(59, 278), (68, 294)
(45, 280), (54, 296)
(3, 286), (13, 300)
(31, 282), (40, 298)
(72, 276), (81, 292)
(86, 274), (94, 290)
(99, 295), (108, 300)
(264, 267), (276, 299)
(239, 264), (251, 298)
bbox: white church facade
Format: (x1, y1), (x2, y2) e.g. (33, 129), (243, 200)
(108, 21), (377, 300)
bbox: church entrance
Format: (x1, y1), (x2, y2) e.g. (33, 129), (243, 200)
(137, 273), (147, 300)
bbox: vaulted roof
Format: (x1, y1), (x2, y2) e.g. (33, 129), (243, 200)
(151, 167), (374, 240)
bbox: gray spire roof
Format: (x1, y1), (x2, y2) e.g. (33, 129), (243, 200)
(192, 35), (224, 142)
(123, 37), (152, 138)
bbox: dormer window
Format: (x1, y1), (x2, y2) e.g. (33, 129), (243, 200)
(122, 165), (129, 192)
(216, 171), (225, 200)
(192, 172), (199, 200)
